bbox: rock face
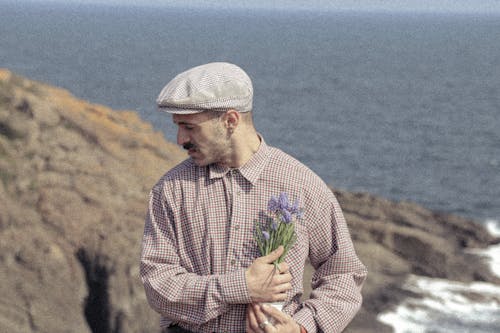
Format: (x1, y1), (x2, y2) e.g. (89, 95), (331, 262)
(0, 69), (185, 333)
(338, 191), (500, 333)
(0, 70), (498, 333)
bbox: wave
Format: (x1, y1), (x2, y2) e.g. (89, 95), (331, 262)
(485, 219), (500, 237)
(474, 219), (500, 276)
(378, 219), (500, 333)
(377, 275), (500, 333)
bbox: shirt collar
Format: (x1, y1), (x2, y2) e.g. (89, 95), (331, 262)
(208, 135), (270, 185)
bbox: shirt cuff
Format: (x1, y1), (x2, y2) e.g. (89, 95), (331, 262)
(293, 307), (317, 333)
(219, 269), (252, 304)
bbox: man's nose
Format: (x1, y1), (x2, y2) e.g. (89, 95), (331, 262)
(177, 129), (189, 146)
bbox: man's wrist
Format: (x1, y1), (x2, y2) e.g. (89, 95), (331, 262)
(220, 269), (252, 304)
(299, 324), (308, 333)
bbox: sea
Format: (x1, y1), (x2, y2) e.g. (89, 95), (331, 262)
(1, 2), (499, 332)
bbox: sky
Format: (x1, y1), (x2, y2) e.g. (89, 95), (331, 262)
(8, 0), (500, 14)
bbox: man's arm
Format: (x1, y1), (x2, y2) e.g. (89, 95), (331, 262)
(140, 185), (292, 325)
(244, 184), (366, 333)
(293, 183), (367, 333)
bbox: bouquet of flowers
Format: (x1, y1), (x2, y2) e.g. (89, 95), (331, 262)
(254, 192), (302, 267)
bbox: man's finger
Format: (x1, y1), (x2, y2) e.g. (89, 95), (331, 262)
(261, 246), (284, 264)
(272, 282), (292, 295)
(246, 304), (260, 332)
(261, 303), (288, 325)
(277, 262), (289, 273)
(273, 272), (292, 284)
(252, 304), (273, 332)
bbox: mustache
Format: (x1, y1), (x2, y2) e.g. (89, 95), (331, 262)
(183, 142), (196, 150)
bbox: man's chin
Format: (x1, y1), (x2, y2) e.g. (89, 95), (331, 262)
(188, 150), (206, 166)
(191, 157), (209, 167)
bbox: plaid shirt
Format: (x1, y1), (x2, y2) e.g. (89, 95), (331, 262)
(141, 138), (367, 333)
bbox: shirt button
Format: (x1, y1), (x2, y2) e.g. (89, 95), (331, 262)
(230, 259), (236, 266)
(237, 190), (242, 195)
(234, 225), (240, 230)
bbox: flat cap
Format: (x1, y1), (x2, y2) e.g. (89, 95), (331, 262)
(156, 62), (253, 114)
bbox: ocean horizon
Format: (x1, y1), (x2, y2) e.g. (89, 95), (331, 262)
(2, 2), (499, 223)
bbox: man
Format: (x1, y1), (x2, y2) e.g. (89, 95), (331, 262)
(140, 62), (367, 333)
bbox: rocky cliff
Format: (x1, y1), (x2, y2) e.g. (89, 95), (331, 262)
(340, 190), (499, 332)
(1, 70), (498, 333)
(0, 69), (185, 333)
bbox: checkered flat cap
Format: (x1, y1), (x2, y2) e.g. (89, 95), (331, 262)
(157, 62), (253, 114)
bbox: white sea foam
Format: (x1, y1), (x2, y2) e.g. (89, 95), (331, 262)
(378, 219), (500, 332)
(485, 219), (500, 237)
(466, 219), (500, 277)
(378, 275), (500, 333)
(469, 244), (500, 277)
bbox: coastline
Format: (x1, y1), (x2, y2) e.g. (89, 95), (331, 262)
(377, 219), (500, 333)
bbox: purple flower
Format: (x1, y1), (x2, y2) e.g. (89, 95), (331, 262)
(282, 209), (292, 224)
(268, 192), (303, 223)
(268, 195), (280, 212)
(269, 192), (295, 212)
(289, 199), (300, 214)
(278, 192), (290, 211)
(290, 199), (303, 219)
(255, 193), (300, 263)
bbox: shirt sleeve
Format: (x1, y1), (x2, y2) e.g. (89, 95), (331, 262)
(140, 182), (252, 326)
(293, 180), (367, 333)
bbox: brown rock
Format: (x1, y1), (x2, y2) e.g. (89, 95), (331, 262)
(337, 190), (499, 332)
(0, 69), (185, 333)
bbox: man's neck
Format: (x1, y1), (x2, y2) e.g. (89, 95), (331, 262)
(222, 132), (261, 168)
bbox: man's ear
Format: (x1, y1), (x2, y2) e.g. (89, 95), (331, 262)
(223, 109), (240, 131)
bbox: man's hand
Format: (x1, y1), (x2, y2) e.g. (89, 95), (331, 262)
(246, 303), (301, 333)
(245, 246), (292, 303)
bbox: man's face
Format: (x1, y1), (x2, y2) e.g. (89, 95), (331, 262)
(173, 111), (230, 167)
